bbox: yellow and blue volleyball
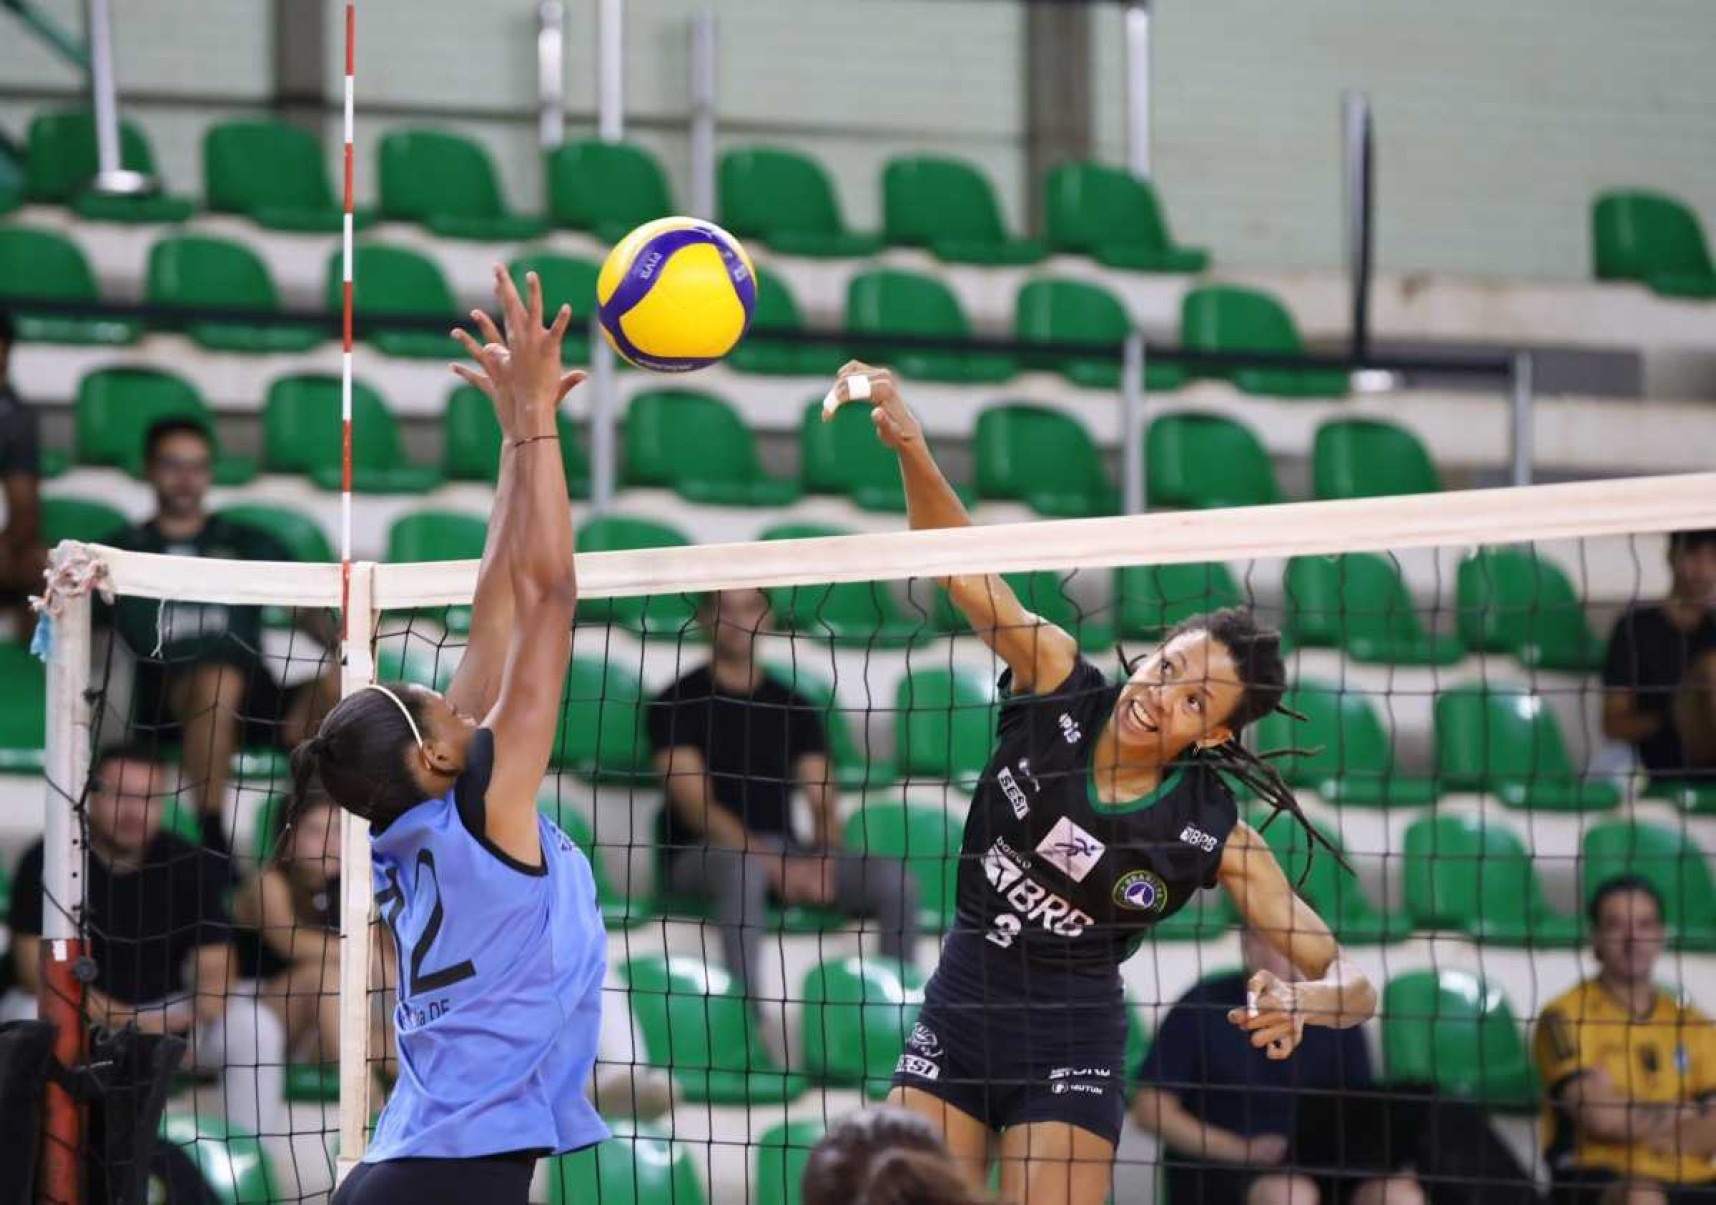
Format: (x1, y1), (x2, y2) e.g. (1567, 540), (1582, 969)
(596, 216), (756, 372)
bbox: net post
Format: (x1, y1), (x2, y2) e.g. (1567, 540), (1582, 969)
(536, 1), (567, 151)
(40, 576), (92, 1205)
(1510, 350), (1535, 487)
(1123, 1), (1152, 177)
(335, 561), (378, 1182)
(1121, 330), (1147, 515)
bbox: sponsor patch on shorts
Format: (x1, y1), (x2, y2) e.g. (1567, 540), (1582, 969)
(896, 1054), (940, 1080)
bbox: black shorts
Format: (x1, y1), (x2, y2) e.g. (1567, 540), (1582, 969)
(1552, 1168), (1716, 1205)
(129, 657), (295, 749)
(332, 1152), (537, 1205)
(891, 957), (1129, 1145)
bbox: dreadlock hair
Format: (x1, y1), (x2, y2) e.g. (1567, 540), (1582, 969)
(287, 682), (430, 832)
(802, 1107), (992, 1205)
(1119, 607), (1349, 881)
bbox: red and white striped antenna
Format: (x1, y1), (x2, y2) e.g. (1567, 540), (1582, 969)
(339, 1), (356, 627)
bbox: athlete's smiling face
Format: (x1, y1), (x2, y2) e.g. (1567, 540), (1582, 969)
(1112, 628), (1245, 762)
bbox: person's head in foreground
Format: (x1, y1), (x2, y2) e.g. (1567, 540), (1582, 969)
(274, 783), (342, 891)
(803, 1107), (992, 1205)
(1667, 529), (1716, 606)
(0, 308), (14, 379)
(87, 743), (168, 864)
(143, 418), (216, 525)
(290, 682), (479, 829)
(698, 587), (773, 665)
(1588, 874), (1666, 989)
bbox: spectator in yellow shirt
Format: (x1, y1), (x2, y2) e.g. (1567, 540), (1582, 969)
(1533, 876), (1716, 1205)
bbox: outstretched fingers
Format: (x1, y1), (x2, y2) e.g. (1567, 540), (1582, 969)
(492, 263), (527, 332)
(555, 369), (588, 404)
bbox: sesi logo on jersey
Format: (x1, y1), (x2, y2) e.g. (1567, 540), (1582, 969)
(1035, 816), (1106, 882)
(996, 767), (1030, 819)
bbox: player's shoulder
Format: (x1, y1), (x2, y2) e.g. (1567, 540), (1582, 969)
(1541, 978), (1603, 1023)
(652, 664), (715, 706)
(1658, 989), (1715, 1029)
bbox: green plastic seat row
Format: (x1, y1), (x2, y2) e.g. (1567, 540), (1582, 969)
(23, 109), (193, 223)
(0, 225), (142, 346)
(1592, 189), (1716, 300)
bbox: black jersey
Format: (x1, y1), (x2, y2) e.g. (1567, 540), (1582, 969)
(949, 657), (1238, 978)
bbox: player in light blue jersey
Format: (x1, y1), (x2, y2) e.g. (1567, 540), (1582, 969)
(294, 266), (605, 1205)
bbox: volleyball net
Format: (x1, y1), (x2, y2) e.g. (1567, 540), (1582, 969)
(30, 473), (1716, 1203)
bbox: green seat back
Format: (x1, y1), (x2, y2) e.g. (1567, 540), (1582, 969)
(379, 128), (509, 223)
(1456, 548), (1600, 670)
(24, 110), (156, 202)
(1403, 813), (1570, 939)
(552, 656), (648, 777)
(0, 643), (48, 770)
(386, 510), (488, 563)
(1581, 821), (1716, 946)
(216, 504), (334, 564)
(620, 954), (775, 1080)
(845, 268), (974, 350)
(798, 398), (902, 505)
(325, 242), (457, 322)
(974, 403), (1112, 515)
(545, 139), (673, 235)
(755, 1120), (826, 1205)
(159, 1111), (279, 1204)
(801, 955), (924, 1091)
(147, 234), (281, 311)
(1146, 413), (1280, 509)
(1285, 553), (1427, 651)
(41, 497), (127, 545)
(577, 515), (697, 633)
(762, 523), (918, 641)
(0, 226), (100, 304)
(1433, 684), (1577, 792)
(1592, 190), (1716, 284)
(262, 375), (406, 476)
(74, 368), (215, 476)
(1381, 970), (1537, 1109)
(442, 383), (587, 490)
(508, 252), (600, 325)
(623, 389), (763, 491)
(204, 119), (336, 215)
(1312, 419), (1440, 500)
(895, 666), (997, 784)
(1253, 811), (1403, 944)
(883, 154), (1009, 249)
(1181, 284), (1306, 357)
(1014, 277), (1130, 369)
(547, 1121), (705, 1205)
(719, 146), (846, 240)
(1115, 562), (1244, 639)
(1254, 680), (1396, 790)
(844, 800), (963, 929)
(1043, 161), (1175, 257)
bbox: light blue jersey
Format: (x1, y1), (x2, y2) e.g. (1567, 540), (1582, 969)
(364, 730), (610, 1162)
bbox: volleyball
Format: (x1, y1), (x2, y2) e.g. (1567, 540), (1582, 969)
(595, 216), (757, 372)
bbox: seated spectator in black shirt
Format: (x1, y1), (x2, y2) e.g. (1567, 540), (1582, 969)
(647, 588), (918, 1003)
(0, 310), (45, 636)
(8, 743), (286, 1141)
(1603, 530), (1716, 787)
(1132, 924), (1424, 1205)
(109, 419), (341, 848)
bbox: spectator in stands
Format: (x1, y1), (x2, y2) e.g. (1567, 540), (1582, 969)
(1603, 530), (1716, 786)
(0, 309), (45, 637)
(647, 587), (918, 1004)
(110, 418), (341, 851)
(7, 742), (286, 1142)
(803, 1106), (994, 1205)
(1533, 876), (1716, 1205)
(1132, 923), (1425, 1205)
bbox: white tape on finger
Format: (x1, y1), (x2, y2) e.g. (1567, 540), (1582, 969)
(846, 372), (872, 402)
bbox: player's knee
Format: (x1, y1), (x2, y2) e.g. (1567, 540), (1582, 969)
(1353, 1174), (1425, 1205)
(1606, 1181), (1668, 1205)
(1248, 1173), (1320, 1205)
(180, 662), (245, 713)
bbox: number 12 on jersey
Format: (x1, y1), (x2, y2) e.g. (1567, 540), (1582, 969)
(375, 848), (477, 1014)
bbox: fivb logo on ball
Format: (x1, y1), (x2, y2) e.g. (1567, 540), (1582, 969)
(596, 216), (757, 373)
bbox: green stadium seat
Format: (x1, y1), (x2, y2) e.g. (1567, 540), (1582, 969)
(74, 367), (255, 485)
(545, 139), (673, 242)
(282, 1062), (338, 1103)
(1592, 190), (1716, 300)
(974, 403), (1117, 518)
(1013, 277), (1187, 392)
(147, 234), (324, 354)
(1643, 778), (1716, 816)
(762, 522), (924, 646)
(766, 661), (880, 791)
(1115, 561), (1246, 641)
(443, 383), (590, 495)
(1145, 413), (1281, 510)
(622, 389), (800, 506)
(0, 226), (141, 345)
(378, 127), (547, 240)
(24, 110), (193, 222)
(204, 119), (364, 232)
(801, 955), (925, 1096)
(158, 1111), (278, 1204)
(552, 655), (650, 781)
(0, 643), (47, 773)
(846, 269), (1018, 383)
(263, 374), (441, 493)
(0, 145), (22, 215)
(799, 397), (908, 512)
(1581, 820), (1716, 951)
(548, 1120), (705, 1205)
(882, 154), (1046, 265)
(1181, 285), (1350, 398)
(576, 514), (698, 638)
(619, 954), (809, 1104)
(843, 799), (963, 930)
(1043, 162), (1210, 273)
(1434, 684), (1621, 811)
(217, 504), (334, 564)
(508, 253), (601, 365)
(1285, 554), (1464, 666)
(1381, 970), (1537, 1111)
(41, 496), (127, 545)
(1252, 809), (1410, 945)
(1254, 680), (1439, 808)
(537, 801), (647, 927)
(325, 243), (458, 359)
(1311, 418), (1441, 500)
(756, 1119), (826, 1205)
(895, 666), (997, 787)
(719, 145), (881, 259)
(930, 570), (1112, 653)
(1456, 547), (1604, 673)
(1403, 813), (1581, 947)
(386, 510), (488, 634)
(728, 271), (842, 376)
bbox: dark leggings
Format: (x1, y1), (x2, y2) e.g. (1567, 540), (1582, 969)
(333, 1153), (536, 1205)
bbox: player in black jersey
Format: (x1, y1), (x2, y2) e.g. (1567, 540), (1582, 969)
(825, 363), (1380, 1205)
